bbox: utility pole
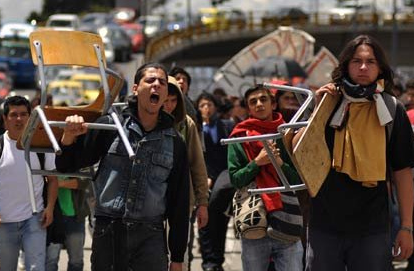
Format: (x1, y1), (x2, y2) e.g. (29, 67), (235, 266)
(351, 0), (359, 34)
(391, 0), (398, 67)
(186, 0), (192, 26)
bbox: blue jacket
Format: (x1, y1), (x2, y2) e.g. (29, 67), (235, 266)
(55, 98), (190, 262)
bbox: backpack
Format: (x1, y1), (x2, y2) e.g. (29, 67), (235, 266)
(383, 92), (397, 143)
(382, 92), (398, 203)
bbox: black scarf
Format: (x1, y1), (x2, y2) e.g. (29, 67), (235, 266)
(342, 77), (377, 100)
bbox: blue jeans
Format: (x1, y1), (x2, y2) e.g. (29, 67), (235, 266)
(0, 212), (46, 271)
(90, 217), (168, 271)
(241, 235), (303, 271)
(46, 216), (85, 271)
(306, 228), (392, 271)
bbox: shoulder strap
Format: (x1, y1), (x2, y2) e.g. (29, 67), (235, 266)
(382, 92), (397, 142)
(0, 134), (3, 159)
(37, 152), (45, 170)
(382, 92), (398, 203)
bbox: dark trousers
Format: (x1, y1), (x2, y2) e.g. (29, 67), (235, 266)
(91, 217), (168, 271)
(198, 170), (234, 270)
(306, 228), (392, 271)
(187, 210), (197, 270)
(198, 209), (230, 270)
(407, 254), (414, 271)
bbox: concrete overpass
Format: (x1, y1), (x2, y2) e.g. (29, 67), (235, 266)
(145, 23), (414, 68)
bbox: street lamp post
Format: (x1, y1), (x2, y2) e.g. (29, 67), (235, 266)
(391, 0), (398, 67)
(187, 0), (192, 27)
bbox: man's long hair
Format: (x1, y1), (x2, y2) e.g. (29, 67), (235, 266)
(331, 35), (394, 95)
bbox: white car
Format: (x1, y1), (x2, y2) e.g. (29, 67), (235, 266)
(46, 14), (80, 31)
(102, 37), (115, 63)
(328, 1), (384, 25)
(0, 23), (35, 39)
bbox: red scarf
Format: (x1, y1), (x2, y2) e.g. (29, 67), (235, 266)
(230, 113), (285, 212)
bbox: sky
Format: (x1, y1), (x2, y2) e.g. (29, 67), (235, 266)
(0, 0), (42, 23)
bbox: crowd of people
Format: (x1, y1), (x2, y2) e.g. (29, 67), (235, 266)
(0, 34), (413, 271)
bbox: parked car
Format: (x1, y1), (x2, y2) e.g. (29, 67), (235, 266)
(97, 24), (132, 62)
(277, 7), (309, 25)
(102, 37), (115, 63)
(0, 71), (12, 98)
(70, 73), (101, 103)
(47, 80), (84, 106)
(328, 1), (384, 25)
(79, 12), (114, 32)
(262, 7), (309, 27)
(221, 8), (247, 29)
(46, 14), (80, 31)
(138, 15), (166, 39)
(120, 23), (144, 53)
(0, 23), (35, 39)
(111, 7), (137, 24)
(0, 38), (35, 87)
(383, 8), (414, 24)
(166, 19), (187, 32)
(197, 7), (226, 30)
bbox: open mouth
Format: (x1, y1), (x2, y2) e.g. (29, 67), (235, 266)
(150, 93), (160, 105)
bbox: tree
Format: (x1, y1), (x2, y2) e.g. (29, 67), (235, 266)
(211, 0), (230, 7)
(26, 11), (44, 24)
(40, 0), (115, 19)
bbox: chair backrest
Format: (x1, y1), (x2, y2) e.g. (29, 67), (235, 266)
(19, 30), (124, 149)
(29, 30), (106, 68)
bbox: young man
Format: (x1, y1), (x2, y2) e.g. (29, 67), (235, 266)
(228, 86), (303, 271)
(0, 95), (58, 271)
(299, 35), (414, 270)
(46, 176), (90, 271)
(169, 66), (198, 122)
(196, 92), (234, 271)
(55, 63), (190, 271)
(164, 76), (209, 271)
(403, 79), (414, 110)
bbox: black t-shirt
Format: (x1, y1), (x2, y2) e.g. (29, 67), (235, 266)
(310, 101), (414, 235)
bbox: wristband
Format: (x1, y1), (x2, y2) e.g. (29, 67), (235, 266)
(400, 226), (413, 234)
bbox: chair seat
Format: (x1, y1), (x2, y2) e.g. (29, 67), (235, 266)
(17, 106), (102, 149)
(288, 93), (340, 197)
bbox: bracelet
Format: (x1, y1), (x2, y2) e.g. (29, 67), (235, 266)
(400, 226), (413, 234)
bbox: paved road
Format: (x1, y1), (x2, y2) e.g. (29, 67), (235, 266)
(57, 219), (243, 271)
(55, 223), (410, 271)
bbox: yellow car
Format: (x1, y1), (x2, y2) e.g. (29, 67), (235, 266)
(47, 80), (83, 106)
(70, 73), (102, 103)
(197, 7), (226, 30)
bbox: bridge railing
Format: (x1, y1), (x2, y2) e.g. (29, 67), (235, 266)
(145, 10), (413, 62)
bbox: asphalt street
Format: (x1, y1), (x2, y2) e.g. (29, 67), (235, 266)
(56, 219), (243, 271)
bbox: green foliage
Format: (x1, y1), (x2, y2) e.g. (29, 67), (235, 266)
(26, 11), (45, 25)
(40, 0), (115, 19)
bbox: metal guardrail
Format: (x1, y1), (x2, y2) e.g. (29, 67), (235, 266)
(145, 10), (412, 62)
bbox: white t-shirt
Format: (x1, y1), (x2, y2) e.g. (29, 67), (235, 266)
(0, 132), (55, 222)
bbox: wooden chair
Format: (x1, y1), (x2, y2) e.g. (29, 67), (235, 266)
(221, 83), (313, 195)
(19, 30), (134, 212)
(286, 94), (340, 197)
